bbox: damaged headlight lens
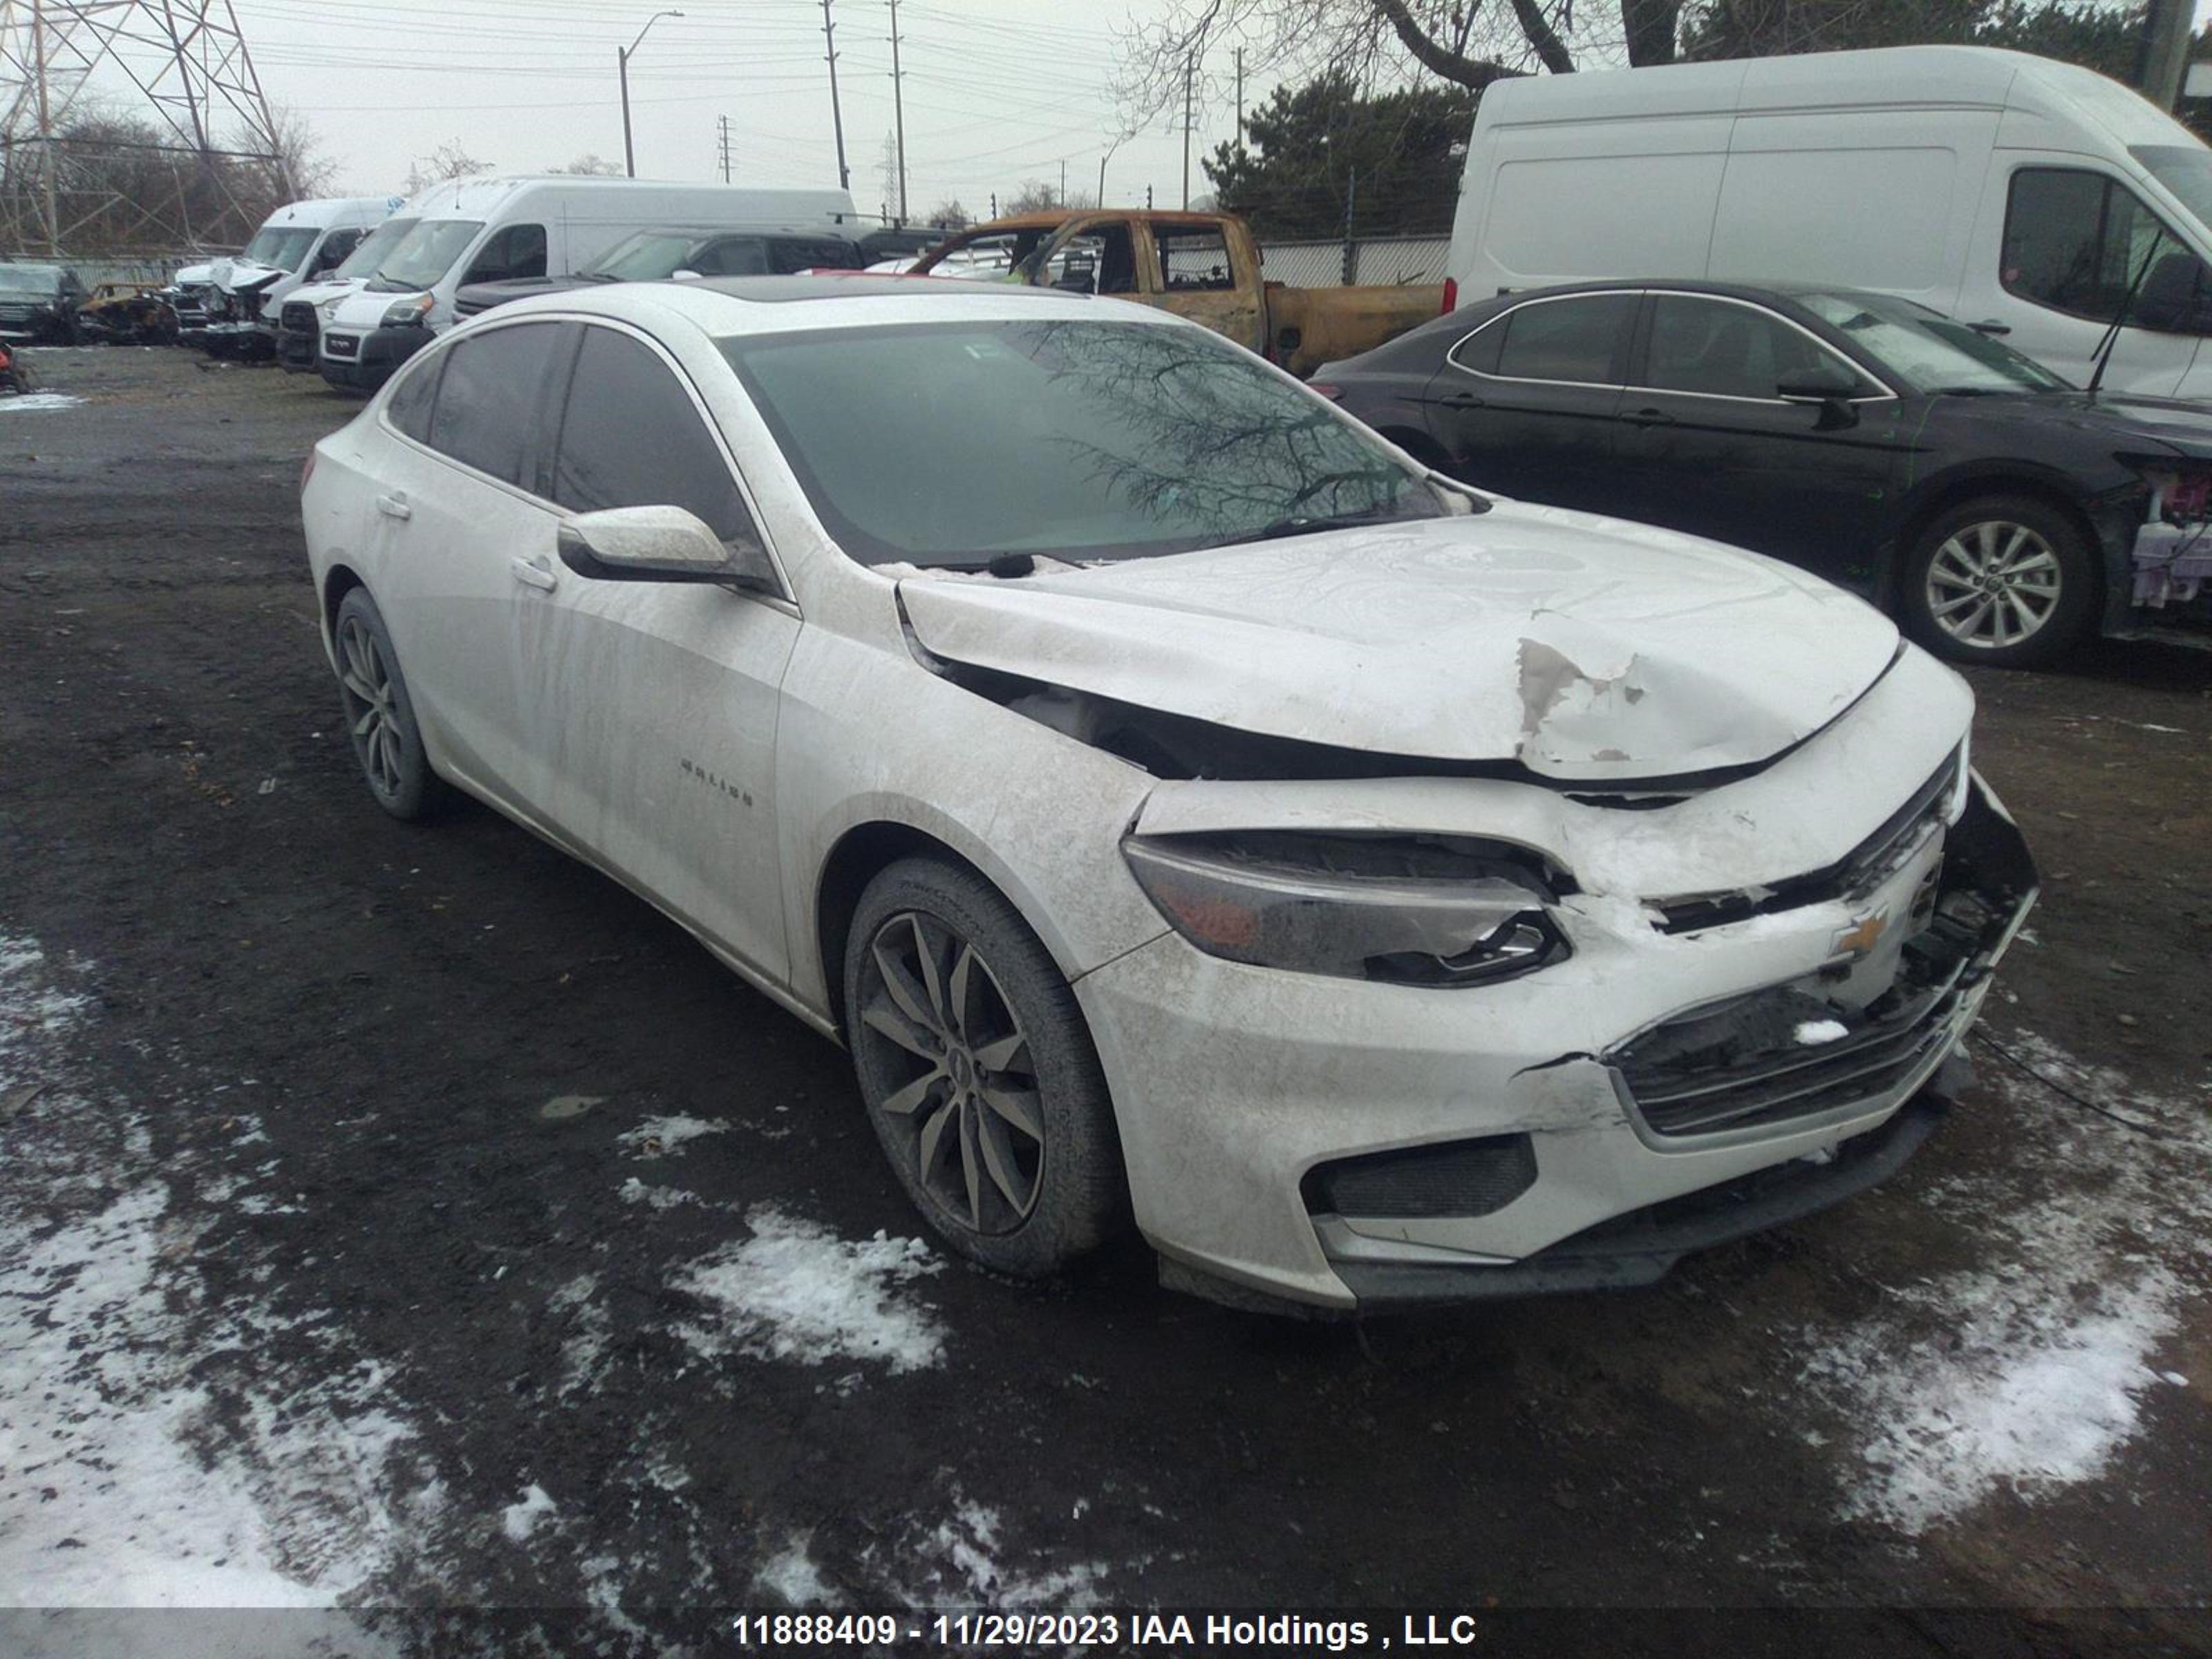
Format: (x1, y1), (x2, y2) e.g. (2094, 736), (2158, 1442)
(1121, 833), (1568, 988)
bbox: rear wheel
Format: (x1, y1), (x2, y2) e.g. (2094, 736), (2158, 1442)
(332, 588), (451, 821)
(1901, 495), (2096, 670)
(843, 857), (1124, 1277)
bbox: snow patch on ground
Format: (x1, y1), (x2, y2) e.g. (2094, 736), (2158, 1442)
(757, 1533), (834, 1606)
(618, 1176), (699, 1210)
(0, 392), (83, 414)
(552, 1273), (612, 1398)
(892, 1498), (1112, 1607)
(500, 1484), (556, 1543)
(0, 931), (423, 1607)
(673, 1207), (944, 1374)
(1795, 1029), (2208, 1535)
(617, 1114), (729, 1157)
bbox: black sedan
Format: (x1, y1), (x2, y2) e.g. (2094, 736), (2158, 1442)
(1315, 281), (2212, 668)
(0, 261), (88, 345)
(454, 227), (863, 317)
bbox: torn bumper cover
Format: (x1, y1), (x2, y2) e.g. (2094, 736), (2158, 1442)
(1081, 769), (2036, 1315)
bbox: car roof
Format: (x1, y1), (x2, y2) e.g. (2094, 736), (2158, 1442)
(1474, 277), (1868, 308)
(472, 273), (1178, 339)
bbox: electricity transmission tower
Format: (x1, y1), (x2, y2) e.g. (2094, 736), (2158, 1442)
(1, 0), (292, 256)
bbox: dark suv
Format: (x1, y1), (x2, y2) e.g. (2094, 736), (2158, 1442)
(0, 262), (88, 344)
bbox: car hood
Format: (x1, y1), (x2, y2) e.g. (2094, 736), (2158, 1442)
(1940, 389), (2212, 457)
(456, 275), (586, 311)
(207, 257), (287, 294)
(897, 507), (1901, 783)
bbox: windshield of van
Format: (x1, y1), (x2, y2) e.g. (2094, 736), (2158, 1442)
(366, 219), (485, 292)
(585, 232), (697, 281)
(240, 225), (320, 271)
(335, 216), (415, 281)
(720, 318), (1444, 567)
(0, 265), (62, 294)
(1798, 291), (2072, 394)
(2133, 145), (2212, 238)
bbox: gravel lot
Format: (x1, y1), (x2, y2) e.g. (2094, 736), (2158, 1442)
(2, 348), (2208, 1656)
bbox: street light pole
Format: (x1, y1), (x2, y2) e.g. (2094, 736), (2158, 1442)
(619, 10), (684, 178)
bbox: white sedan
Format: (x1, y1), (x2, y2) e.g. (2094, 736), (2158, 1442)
(299, 278), (2036, 1313)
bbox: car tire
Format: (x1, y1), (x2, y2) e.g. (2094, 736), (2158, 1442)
(1901, 495), (2097, 670)
(843, 856), (1125, 1277)
(332, 588), (451, 821)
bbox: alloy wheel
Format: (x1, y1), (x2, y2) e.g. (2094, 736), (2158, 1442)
(856, 911), (1044, 1235)
(337, 615), (404, 799)
(1924, 520), (2062, 652)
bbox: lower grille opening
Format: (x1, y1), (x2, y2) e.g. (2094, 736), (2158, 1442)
(1304, 1134), (1537, 1220)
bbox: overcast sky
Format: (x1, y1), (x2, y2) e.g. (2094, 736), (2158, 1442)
(231, 0), (1282, 222)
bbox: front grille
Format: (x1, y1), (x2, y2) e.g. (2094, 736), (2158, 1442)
(281, 301), (316, 332)
(1304, 1134), (1537, 1219)
(1656, 749), (1959, 934)
(1612, 845), (1999, 1139)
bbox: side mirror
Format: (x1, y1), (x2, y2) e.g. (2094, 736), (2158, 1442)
(1777, 364), (1858, 401)
(671, 268), (704, 282)
(556, 505), (776, 590)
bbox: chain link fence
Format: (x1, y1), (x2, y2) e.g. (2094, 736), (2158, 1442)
(1257, 236), (1452, 288)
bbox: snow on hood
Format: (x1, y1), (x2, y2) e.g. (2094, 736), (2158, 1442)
(898, 506), (1900, 782)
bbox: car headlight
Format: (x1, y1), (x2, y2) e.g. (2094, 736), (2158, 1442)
(380, 294), (433, 329)
(1121, 832), (1569, 987)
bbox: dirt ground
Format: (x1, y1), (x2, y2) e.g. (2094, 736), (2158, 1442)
(1, 348), (2207, 1657)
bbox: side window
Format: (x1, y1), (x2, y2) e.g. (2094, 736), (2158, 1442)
(552, 326), (761, 549)
(2003, 169), (2206, 328)
(384, 350), (444, 443)
(766, 238), (853, 274)
(1154, 226), (1235, 292)
(462, 223), (547, 285)
(1642, 297), (1847, 398)
(698, 238), (769, 276)
(424, 321), (563, 486)
(312, 229), (362, 276)
(1486, 294), (1637, 384)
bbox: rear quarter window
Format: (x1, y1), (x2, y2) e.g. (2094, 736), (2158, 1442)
(423, 321), (565, 487)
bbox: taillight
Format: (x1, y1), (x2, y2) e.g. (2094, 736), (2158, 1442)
(1441, 276), (1458, 314)
(1308, 382), (1342, 402)
(301, 449), (317, 494)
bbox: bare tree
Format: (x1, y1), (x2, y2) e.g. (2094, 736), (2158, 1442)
(1002, 178), (1063, 214)
(924, 198), (974, 228)
(1118, 0), (1681, 131)
(546, 153), (622, 176)
(404, 140), (494, 195)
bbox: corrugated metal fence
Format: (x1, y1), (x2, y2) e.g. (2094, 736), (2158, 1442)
(1259, 236), (1451, 288)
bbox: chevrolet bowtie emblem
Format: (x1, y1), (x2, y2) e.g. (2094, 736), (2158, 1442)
(1828, 908), (1890, 962)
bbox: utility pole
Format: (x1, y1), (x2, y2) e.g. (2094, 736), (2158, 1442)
(619, 10), (683, 179)
(718, 115), (733, 183)
(990, 191), (997, 218)
(1342, 167), (1357, 285)
(1060, 158), (1067, 206)
(821, 0), (850, 191)
(1235, 46), (1244, 151)
(1181, 54), (1194, 209)
(1146, 183), (1153, 210)
(2138, 0), (2191, 110)
(886, 0), (907, 223)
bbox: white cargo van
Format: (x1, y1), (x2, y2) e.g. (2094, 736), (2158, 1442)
(171, 196), (402, 354)
(1445, 46), (2212, 397)
(317, 176), (857, 390)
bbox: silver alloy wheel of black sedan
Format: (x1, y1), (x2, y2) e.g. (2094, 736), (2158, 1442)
(856, 910), (1044, 1234)
(1923, 518), (2063, 652)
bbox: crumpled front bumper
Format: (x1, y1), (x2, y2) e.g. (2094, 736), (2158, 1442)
(1079, 773), (2037, 1315)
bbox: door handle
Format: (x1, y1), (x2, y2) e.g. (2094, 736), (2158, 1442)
(509, 555), (559, 592)
(375, 491), (411, 521)
(1967, 319), (2012, 337)
(1436, 391), (1484, 409)
(1624, 406), (1675, 427)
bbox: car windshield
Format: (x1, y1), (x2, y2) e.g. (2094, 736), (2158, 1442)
(584, 232), (697, 281)
(366, 219), (485, 292)
(1797, 291), (2072, 394)
(0, 265), (61, 294)
(333, 216), (415, 281)
(720, 317), (1444, 567)
(2133, 144), (2212, 240)
(239, 225), (321, 272)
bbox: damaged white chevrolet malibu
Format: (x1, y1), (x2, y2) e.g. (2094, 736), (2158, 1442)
(299, 277), (2038, 1313)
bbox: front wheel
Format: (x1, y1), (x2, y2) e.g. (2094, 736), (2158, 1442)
(1901, 496), (2097, 670)
(843, 858), (1125, 1277)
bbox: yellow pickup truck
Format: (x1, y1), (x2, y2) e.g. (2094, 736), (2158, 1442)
(908, 209), (1442, 379)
